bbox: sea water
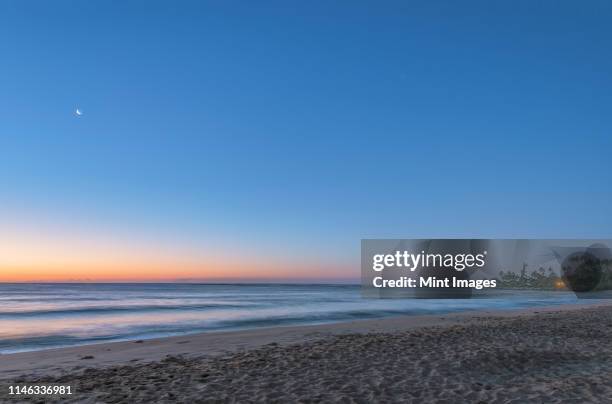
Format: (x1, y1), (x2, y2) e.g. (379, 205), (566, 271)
(0, 283), (586, 353)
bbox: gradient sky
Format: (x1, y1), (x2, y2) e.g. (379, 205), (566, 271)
(1, 1), (612, 281)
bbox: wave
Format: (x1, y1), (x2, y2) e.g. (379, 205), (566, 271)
(0, 302), (250, 318)
(0, 283), (584, 353)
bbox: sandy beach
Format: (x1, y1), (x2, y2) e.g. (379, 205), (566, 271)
(2, 302), (612, 403)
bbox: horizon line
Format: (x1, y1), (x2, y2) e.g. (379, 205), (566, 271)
(0, 279), (360, 285)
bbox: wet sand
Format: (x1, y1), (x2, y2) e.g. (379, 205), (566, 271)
(2, 302), (612, 403)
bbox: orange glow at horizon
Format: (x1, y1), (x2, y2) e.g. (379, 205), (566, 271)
(0, 262), (351, 283)
(0, 255), (351, 282)
(0, 224), (354, 283)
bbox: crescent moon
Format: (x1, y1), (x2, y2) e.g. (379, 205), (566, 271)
(75, 108), (82, 116)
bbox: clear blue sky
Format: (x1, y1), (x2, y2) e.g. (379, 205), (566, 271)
(1, 1), (611, 276)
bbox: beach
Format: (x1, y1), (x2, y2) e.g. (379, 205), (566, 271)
(2, 302), (612, 403)
(3, 0), (611, 401)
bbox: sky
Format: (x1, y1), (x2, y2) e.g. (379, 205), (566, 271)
(1, 0), (611, 282)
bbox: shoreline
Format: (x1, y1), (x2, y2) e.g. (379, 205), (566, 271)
(2, 300), (611, 382)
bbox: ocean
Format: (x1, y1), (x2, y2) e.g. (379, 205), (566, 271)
(0, 283), (587, 353)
